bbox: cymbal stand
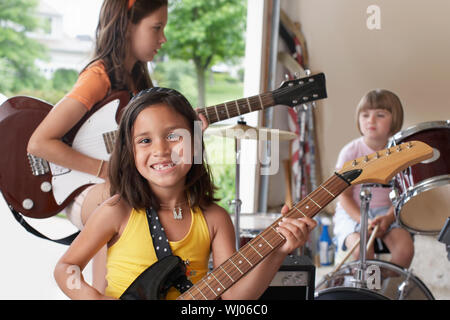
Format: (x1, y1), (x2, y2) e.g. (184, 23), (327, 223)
(351, 184), (372, 288)
(229, 118), (244, 251)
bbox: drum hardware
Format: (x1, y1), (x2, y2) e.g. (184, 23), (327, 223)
(207, 117), (298, 250)
(438, 217), (450, 260)
(350, 185), (374, 288)
(315, 182), (435, 300)
(325, 224), (379, 283)
(397, 269), (413, 300)
(315, 259), (434, 300)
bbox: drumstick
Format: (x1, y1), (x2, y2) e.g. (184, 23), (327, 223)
(366, 224), (379, 251)
(328, 224), (379, 278)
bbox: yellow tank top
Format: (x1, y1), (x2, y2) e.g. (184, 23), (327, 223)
(105, 206), (211, 300)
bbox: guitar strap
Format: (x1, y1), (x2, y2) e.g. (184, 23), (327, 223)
(9, 207), (79, 246)
(145, 207), (193, 293)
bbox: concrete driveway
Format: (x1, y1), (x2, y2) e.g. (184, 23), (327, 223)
(0, 196), (91, 299)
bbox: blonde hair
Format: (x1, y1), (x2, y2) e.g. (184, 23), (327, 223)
(356, 89), (404, 135)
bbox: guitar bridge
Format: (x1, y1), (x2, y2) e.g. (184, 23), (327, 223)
(27, 153), (50, 176)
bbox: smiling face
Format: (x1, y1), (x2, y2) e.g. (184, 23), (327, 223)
(128, 5), (168, 63)
(132, 103), (193, 193)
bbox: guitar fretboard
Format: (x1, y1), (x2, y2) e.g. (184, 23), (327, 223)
(177, 173), (350, 300)
(196, 92), (275, 124)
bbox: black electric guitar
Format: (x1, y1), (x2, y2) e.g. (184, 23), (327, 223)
(0, 73), (327, 219)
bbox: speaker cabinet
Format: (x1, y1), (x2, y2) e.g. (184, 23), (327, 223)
(259, 255), (315, 300)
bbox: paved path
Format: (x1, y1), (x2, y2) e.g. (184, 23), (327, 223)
(0, 196), (91, 299)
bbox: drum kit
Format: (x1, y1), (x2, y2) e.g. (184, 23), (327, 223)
(206, 119), (449, 300)
(316, 120), (450, 300)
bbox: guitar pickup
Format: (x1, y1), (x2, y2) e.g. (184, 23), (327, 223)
(27, 153), (50, 176)
(102, 130), (118, 154)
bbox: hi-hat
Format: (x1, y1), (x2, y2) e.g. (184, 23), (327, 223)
(205, 123), (298, 141)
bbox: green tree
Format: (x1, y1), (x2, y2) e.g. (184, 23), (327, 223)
(161, 0), (246, 108)
(0, 0), (47, 93)
(52, 68), (78, 91)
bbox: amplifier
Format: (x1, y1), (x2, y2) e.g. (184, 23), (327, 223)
(259, 255), (316, 300)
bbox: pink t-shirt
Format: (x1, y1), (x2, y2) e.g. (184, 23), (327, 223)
(335, 137), (392, 210)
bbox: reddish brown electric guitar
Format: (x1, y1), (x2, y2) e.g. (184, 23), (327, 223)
(0, 73), (327, 218)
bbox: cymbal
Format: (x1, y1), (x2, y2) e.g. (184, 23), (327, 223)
(205, 123), (298, 141)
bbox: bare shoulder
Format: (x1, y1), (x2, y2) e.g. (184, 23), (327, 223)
(88, 194), (132, 233)
(202, 203), (232, 225)
(201, 203), (234, 241)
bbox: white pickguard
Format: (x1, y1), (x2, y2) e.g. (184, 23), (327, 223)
(51, 99), (120, 205)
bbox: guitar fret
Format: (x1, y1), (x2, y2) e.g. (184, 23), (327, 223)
(293, 206), (307, 218)
(246, 98), (252, 112)
(238, 251), (253, 267)
(320, 185), (335, 197)
(307, 196), (322, 208)
(270, 226), (286, 241)
(195, 285), (208, 300)
(209, 273), (226, 293)
(259, 234), (274, 249)
(220, 265), (235, 282)
(258, 95), (264, 109)
(214, 105), (220, 121)
(203, 279), (218, 297)
(210, 272), (226, 289)
(224, 103), (231, 119)
(229, 259), (244, 275)
(187, 291), (195, 299)
(203, 107), (210, 123)
(235, 100), (241, 115)
(248, 242), (263, 258)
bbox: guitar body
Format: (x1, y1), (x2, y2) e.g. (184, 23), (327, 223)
(0, 91), (130, 218)
(120, 255), (187, 300)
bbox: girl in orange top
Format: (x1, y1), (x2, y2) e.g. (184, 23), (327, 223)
(27, 0), (207, 292)
(53, 88), (317, 300)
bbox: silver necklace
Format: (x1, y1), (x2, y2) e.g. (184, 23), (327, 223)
(160, 201), (187, 220)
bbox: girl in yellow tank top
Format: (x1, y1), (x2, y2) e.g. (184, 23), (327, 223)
(53, 88), (317, 300)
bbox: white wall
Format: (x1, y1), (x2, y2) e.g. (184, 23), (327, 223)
(268, 0), (450, 212)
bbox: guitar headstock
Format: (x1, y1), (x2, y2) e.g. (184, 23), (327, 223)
(273, 73), (327, 107)
(337, 141), (434, 185)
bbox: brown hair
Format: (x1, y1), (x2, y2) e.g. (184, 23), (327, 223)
(85, 0), (168, 92)
(109, 87), (218, 211)
(356, 89), (404, 135)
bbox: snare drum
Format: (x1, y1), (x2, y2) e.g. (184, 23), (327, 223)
(315, 260), (434, 300)
(388, 121), (450, 234)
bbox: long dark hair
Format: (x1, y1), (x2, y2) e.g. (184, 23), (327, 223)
(85, 0), (168, 92)
(109, 87), (218, 211)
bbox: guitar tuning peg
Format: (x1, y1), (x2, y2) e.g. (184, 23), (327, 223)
(284, 74), (290, 81)
(293, 72), (300, 79)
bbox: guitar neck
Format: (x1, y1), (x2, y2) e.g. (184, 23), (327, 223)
(99, 93), (274, 154)
(196, 92), (275, 124)
(177, 173), (351, 300)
